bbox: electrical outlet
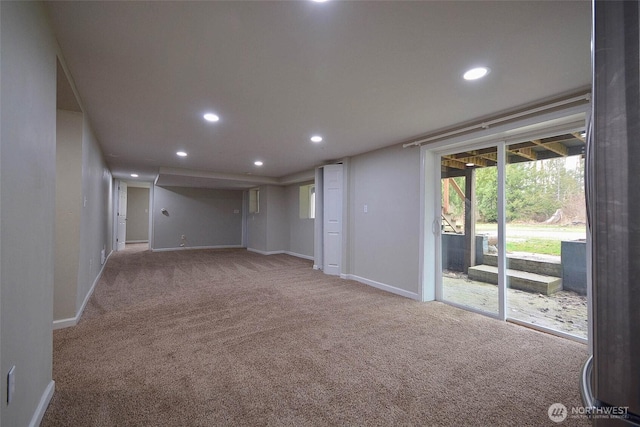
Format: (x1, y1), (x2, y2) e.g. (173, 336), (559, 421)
(364, 204), (368, 213)
(7, 366), (15, 404)
(181, 235), (185, 239)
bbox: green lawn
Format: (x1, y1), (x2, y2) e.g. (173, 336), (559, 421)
(506, 238), (561, 256)
(474, 223), (586, 256)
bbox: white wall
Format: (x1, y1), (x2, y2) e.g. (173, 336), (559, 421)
(0, 2), (57, 425)
(347, 144), (421, 297)
(285, 182), (314, 258)
(152, 186), (243, 250)
(55, 110), (83, 320)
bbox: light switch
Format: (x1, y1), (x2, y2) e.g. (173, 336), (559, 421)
(364, 204), (368, 213)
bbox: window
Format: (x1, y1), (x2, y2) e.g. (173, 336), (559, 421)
(299, 183), (315, 219)
(249, 188), (260, 214)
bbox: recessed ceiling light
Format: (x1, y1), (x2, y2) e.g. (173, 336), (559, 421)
(254, 161), (263, 166)
(310, 135), (323, 143)
(463, 67), (490, 81)
(311, 0), (329, 3)
(131, 174), (139, 178)
(176, 151), (188, 157)
(203, 113), (219, 122)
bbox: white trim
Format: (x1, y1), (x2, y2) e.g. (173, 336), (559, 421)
(52, 317), (77, 330)
(246, 248), (284, 256)
(152, 245), (244, 252)
(125, 240), (148, 244)
(246, 249), (313, 259)
(428, 110), (587, 154)
(53, 250), (113, 330)
(343, 274), (419, 300)
(506, 318), (588, 344)
(284, 251), (314, 261)
(441, 300), (502, 320)
(403, 93), (590, 148)
(28, 380), (55, 427)
(497, 142), (507, 321)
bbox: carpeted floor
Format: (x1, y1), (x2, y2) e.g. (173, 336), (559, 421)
(42, 245), (589, 426)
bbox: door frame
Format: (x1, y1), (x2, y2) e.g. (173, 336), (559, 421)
(419, 106), (590, 342)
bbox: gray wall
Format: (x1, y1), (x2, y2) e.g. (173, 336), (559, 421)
(152, 186), (243, 250)
(246, 185), (290, 254)
(55, 110), (83, 320)
(246, 186), (267, 252)
(347, 144), (421, 295)
(1, 2), (56, 425)
(53, 109), (112, 325)
(285, 182), (314, 258)
(76, 121), (112, 312)
(266, 186), (287, 253)
(126, 186), (150, 242)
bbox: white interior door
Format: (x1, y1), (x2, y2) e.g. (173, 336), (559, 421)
(117, 181), (127, 251)
(323, 164), (343, 276)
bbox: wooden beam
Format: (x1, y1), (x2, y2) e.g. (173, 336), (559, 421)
(454, 156), (488, 167)
(443, 178), (450, 213)
(532, 139), (568, 157)
(509, 146), (537, 161)
(442, 156), (467, 170)
(449, 178), (465, 202)
(572, 132), (586, 143)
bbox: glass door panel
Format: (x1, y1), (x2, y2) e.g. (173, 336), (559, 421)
(441, 147), (499, 315)
(505, 135), (588, 339)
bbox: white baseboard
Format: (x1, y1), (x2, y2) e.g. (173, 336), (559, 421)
(52, 317), (77, 330)
(151, 244), (243, 252)
(125, 240), (148, 244)
(343, 274), (419, 300)
(53, 250), (113, 330)
(29, 380), (55, 427)
(247, 248), (283, 256)
(283, 251), (314, 261)
(247, 248), (314, 260)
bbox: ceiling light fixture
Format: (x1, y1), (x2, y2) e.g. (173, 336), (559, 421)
(131, 174), (139, 178)
(176, 151), (188, 157)
(466, 163), (474, 167)
(311, 0), (329, 3)
(203, 113), (220, 122)
(463, 67), (490, 81)
(254, 161), (263, 166)
(310, 135), (323, 143)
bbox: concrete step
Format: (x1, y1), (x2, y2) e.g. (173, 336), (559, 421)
(467, 264), (562, 295)
(483, 253), (561, 278)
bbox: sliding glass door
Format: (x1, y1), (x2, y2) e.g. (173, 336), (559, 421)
(505, 138), (587, 339)
(436, 131), (588, 340)
(440, 146), (499, 316)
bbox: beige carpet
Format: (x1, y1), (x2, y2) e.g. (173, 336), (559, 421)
(43, 246), (589, 426)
